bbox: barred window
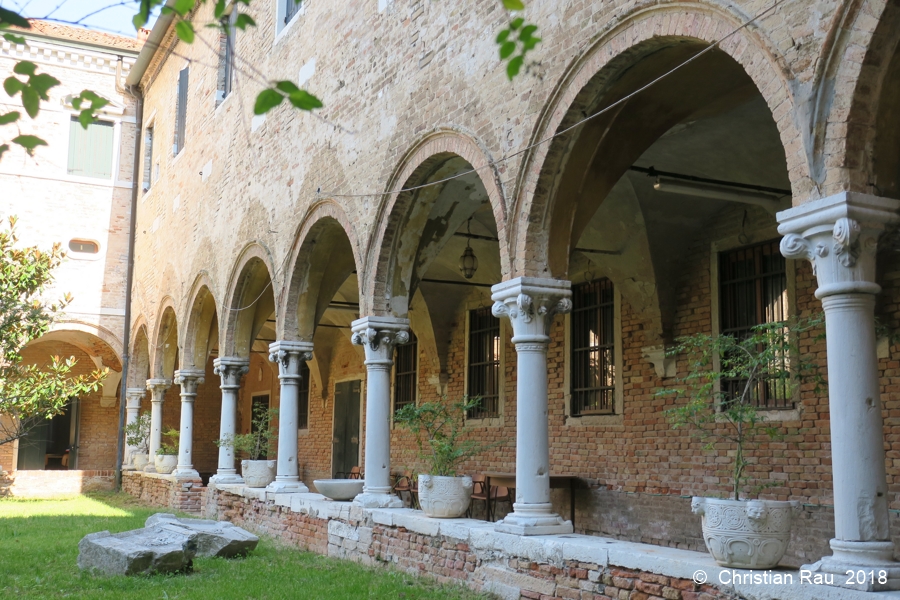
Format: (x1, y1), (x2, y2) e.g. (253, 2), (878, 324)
(467, 307), (500, 419)
(719, 240), (791, 409)
(298, 360), (310, 430)
(173, 67), (189, 155)
(284, 0), (302, 24)
(142, 125), (153, 191)
(216, 11), (236, 105)
(393, 332), (417, 414)
(570, 278), (616, 416)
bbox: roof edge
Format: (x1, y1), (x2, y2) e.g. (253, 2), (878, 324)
(125, 0), (177, 87)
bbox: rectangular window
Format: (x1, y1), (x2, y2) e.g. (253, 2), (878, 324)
(142, 125), (153, 192)
(173, 66), (189, 155)
(284, 0), (302, 25)
(393, 332), (417, 414)
(67, 118), (113, 179)
(298, 360), (310, 430)
(719, 240), (790, 408)
(467, 307), (500, 419)
(570, 278), (616, 416)
(216, 12), (236, 105)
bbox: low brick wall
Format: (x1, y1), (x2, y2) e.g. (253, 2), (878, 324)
(0, 469), (114, 498)
(121, 471), (204, 514)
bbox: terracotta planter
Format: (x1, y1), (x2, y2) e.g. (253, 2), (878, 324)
(692, 497), (800, 569)
(154, 454), (177, 474)
(132, 453), (150, 470)
(418, 474), (473, 518)
(241, 459), (276, 488)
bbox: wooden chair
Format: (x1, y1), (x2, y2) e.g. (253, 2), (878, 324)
(468, 474), (489, 520)
(348, 466), (362, 480)
(489, 485), (512, 521)
(393, 473), (419, 509)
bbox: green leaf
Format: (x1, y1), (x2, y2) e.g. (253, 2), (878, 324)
(275, 80), (300, 94)
(502, 0), (525, 10)
(214, 0), (228, 19)
(30, 73), (59, 99)
(496, 29), (510, 43)
(0, 111), (20, 125)
(523, 36), (540, 51)
(78, 110), (96, 129)
(287, 90), (322, 111)
(0, 144), (8, 159)
(173, 0), (195, 16)
(0, 7), (30, 29)
(510, 17), (524, 30)
(235, 13), (256, 30)
(499, 41), (516, 60)
(13, 61), (36, 76)
(519, 24), (538, 40)
(254, 89), (284, 115)
(3, 32), (26, 44)
(507, 55), (524, 80)
(4, 76), (24, 96)
(11, 134), (46, 153)
(20, 87), (39, 118)
(175, 20), (195, 43)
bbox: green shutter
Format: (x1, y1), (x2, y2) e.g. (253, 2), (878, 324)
(67, 118), (114, 179)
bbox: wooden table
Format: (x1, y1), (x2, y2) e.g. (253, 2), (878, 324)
(483, 472), (580, 526)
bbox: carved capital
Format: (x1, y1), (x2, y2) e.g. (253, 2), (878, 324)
(350, 316), (410, 363)
(145, 378), (171, 400)
(173, 369), (205, 396)
(491, 277), (572, 342)
(778, 193), (900, 298)
(267, 340), (313, 380)
(125, 388), (145, 410)
(213, 357), (250, 389)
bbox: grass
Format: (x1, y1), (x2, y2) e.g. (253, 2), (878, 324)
(0, 493), (489, 599)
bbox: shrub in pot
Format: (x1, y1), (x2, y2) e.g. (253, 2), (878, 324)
(154, 428), (179, 474)
(124, 411), (151, 470)
(394, 397), (491, 518)
(217, 405), (277, 488)
(659, 314), (823, 569)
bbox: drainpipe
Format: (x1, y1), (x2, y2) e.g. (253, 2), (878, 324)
(115, 80), (143, 491)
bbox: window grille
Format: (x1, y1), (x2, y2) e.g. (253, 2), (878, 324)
(216, 12), (236, 104)
(142, 125), (153, 191)
(467, 307), (500, 419)
(67, 118), (113, 179)
(285, 0), (302, 24)
(298, 360), (310, 430)
(570, 278), (616, 416)
(68, 239), (99, 254)
(173, 67), (189, 155)
(394, 332), (417, 414)
(719, 240), (791, 409)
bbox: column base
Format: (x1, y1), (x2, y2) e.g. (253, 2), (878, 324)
(172, 467), (200, 479)
(266, 479), (309, 494)
(210, 473), (245, 485)
(353, 492), (403, 508)
(495, 503), (574, 536)
(801, 540), (900, 591)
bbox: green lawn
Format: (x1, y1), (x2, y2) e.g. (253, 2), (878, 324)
(0, 493), (489, 599)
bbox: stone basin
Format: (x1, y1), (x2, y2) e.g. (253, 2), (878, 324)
(313, 479), (364, 501)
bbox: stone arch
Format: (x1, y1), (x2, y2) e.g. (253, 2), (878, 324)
(150, 298), (179, 379)
(129, 315), (151, 387)
(279, 200), (363, 341)
(510, 4), (807, 278)
(220, 243), (278, 359)
(182, 273), (220, 369)
(364, 130), (509, 316)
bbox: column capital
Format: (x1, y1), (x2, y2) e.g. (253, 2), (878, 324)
(146, 378), (171, 396)
(351, 316), (409, 363)
(778, 192), (900, 298)
(491, 277), (572, 342)
(268, 340), (313, 379)
(213, 357), (249, 389)
(173, 369), (205, 395)
(125, 388), (145, 409)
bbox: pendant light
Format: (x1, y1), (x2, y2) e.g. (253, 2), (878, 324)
(458, 217), (479, 279)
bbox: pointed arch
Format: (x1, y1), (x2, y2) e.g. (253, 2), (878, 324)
(129, 315), (151, 387)
(220, 242), (278, 359)
(182, 272), (220, 369)
(150, 297), (179, 379)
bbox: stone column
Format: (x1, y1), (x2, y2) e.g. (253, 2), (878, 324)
(267, 341), (313, 493)
(779, 192), (900, 590)
(144, 378), (170, 472)
(172, 368), (205, 479)
(123, 388), (145, 468)
(351, 316), (408, 508)
(210, 357), (249, 485)
(492, 277), (573, 535)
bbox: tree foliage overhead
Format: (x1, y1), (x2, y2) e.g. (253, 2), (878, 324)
(0, 217), (106, 447)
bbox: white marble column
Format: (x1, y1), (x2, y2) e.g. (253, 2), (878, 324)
(172, 368), (204, 479)
(123, 388), (145, 469)
(779, 192), (900, 590)
(351, 316), (408, 508)
(267, 341), (312, 493)
(144, 378), (170, 472)
(492, 277), (573, 535)
(210, 357), (249, 485)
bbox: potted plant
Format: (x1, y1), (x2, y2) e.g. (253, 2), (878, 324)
(124, 412), (151, 470)
(394, 397), (490, 518)
(217, 405), (277, 488)
(154, 427), (179, 474)
(659, 314), (823, 569)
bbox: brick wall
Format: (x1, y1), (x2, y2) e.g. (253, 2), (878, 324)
(122, 471), (204, 514)
(3, 470), (114, 498)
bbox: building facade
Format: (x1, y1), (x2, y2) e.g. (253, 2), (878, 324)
(122, 0), (900, 592)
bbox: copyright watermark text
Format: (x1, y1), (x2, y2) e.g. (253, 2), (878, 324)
(688, 568), (890, 586)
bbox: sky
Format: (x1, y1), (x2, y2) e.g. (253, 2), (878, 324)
(4, 0), (158, 36)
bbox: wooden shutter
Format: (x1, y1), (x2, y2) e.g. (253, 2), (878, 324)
(142, 126), (153, 191)
(174, 67), (189, 154)
(67, 118), (113, 179)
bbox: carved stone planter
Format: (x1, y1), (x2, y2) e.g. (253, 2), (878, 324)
(418, 475), (473, 518)
(154, 454), (177, 475)
(692, 497), (800, 569)
(132, 453), (150, 471)
(313, 479), (364, 501)
(241, 460), (276, 488)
